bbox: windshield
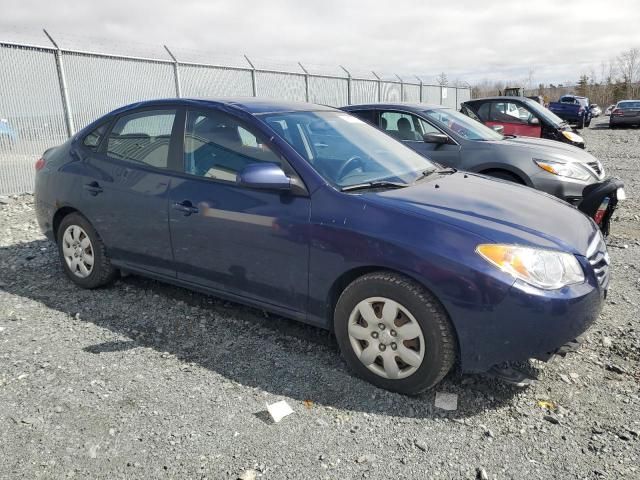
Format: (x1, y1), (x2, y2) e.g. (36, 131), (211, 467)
(259, 111), (437, 189)
(523, 98), (565, 126)
(424, 108), (503, 141)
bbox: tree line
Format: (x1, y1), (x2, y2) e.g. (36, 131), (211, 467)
(469, 47), (639, 107)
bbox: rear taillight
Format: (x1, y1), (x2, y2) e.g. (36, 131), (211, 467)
(35, 157), (45, 171)
(612, 109), (624, 116)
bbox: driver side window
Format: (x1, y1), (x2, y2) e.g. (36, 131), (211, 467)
(183, 110), (281, 182)
(379, 111), (424, 141)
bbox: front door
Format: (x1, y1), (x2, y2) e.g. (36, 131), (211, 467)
(79, 108), (179, 277)
(480, 101), (542, 138)
(377, 110), (461, 168)
(168, 108), (310, 313)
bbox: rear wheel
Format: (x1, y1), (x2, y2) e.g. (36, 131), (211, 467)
(56, 212), (117, 289)
(334, 272), (456, 395)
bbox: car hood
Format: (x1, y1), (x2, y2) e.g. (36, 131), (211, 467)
(367, 172), (598, 255)
(487, 136), (596, 164)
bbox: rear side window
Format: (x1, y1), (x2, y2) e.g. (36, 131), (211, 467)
(106, 110), (176, 168)
(82, 123), (109, 151)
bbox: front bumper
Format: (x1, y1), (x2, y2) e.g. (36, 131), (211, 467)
(446, 258), (604, 373)
(529, 170), (596, 202)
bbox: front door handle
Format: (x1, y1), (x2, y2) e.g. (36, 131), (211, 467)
(173, 200), (199, 216)
(83, 181), (103, 196)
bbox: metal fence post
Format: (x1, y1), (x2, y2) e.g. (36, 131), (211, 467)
(244, 55), (257, 97)
(340, 65), (352, 105)
(372, 71), (381, 101)
(416, 76), (423, 102)
(298, 62), (310, 102)
(164, 45), (181, 98)
(43, 29), (75, 137)
(396, 74), (404, 101)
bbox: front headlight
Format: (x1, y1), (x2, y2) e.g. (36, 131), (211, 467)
(476, 244), (584, 290)
(534, 159), (592, 181)
(561, 131), (584, 143)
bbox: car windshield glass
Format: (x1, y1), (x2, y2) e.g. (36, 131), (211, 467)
(618, 101), (640, 109)
(523, 99), (565, 126)
(424, 108), (503, 141)
(259, 111), (437, 189)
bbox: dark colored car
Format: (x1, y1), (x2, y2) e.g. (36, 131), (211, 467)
(341, 103), (604, 204)
(548, 95), (592, 128)
(609, 100), (640, 128)
(461, 96), (586, 148)
(35, 98), (608, 394)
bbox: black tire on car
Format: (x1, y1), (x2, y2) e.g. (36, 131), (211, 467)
(56, 212), (118, 289)
(334, 272), (456, 395)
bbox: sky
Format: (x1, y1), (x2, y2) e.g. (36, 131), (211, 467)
(2, 0), (640, 86)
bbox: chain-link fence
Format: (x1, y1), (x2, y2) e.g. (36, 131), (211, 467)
(0, 33), (471, 195)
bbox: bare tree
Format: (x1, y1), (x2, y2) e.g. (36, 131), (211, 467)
(436, 72), (449, 86)
(617, 47), (640, 96)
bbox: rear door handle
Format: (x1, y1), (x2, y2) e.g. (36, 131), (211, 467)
(83, 181), (103, 196)
(173, 200), (199, 216)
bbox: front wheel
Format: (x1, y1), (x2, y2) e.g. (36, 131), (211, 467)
(334, 272), (456, 395)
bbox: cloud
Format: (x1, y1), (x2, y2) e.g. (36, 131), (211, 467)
(1, 0), (639, 85)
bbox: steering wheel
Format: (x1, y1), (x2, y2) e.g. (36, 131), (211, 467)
(336, 156), (364, 181)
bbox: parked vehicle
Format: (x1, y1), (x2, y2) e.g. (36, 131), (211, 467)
(461, 96), (586, 148)
(35, 98), (608, 394)
(604, 104), (616, 116)
(0, 118), (17, 149)
(609, 100), (640, 128)
(342, 103), (606, 205)
(548, 95), (592, 128)
(589, 104), (602, 117)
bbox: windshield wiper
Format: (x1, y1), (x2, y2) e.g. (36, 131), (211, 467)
(340, 181), (408, 192)
(412, 167), (456, 184)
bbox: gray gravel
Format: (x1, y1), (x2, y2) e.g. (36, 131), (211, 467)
(1, 117), (639, 479)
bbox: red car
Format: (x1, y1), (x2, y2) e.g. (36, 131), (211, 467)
(461, 96), (586, 148)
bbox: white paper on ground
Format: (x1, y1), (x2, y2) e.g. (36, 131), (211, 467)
(266, 400), (294, 423)
(434, 392), (458, 411)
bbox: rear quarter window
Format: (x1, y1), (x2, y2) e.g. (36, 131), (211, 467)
(82, 123), (109, 151)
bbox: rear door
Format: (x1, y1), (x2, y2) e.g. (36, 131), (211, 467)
(167, 107), (310, 313)
(79, 108), (179, 277)
(480, 101), (542, 137)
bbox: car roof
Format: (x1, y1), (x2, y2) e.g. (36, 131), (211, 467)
(464, 96), (531, 103)
(342, 102), (448, 112)
(109, 97), (338, 116)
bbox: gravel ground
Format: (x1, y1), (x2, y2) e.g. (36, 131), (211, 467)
(1, 117), (639, 479)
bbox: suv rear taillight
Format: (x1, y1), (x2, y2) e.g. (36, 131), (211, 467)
(35, 157), (45, 171)
(612, 109), (624, 116)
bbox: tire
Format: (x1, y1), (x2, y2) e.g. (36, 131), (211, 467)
(56, 212), (117, 289)
(334, 272), (456, 395)
(585, 119), (591, 128)
(483, 170), (524, 184)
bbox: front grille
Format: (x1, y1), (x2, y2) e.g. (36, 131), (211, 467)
(586, 233), (610, 288)
(587, 161), (604, 178)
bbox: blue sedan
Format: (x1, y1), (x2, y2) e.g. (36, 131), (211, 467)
(34, 98), (608, 394)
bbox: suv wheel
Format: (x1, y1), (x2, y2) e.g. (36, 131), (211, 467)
(334, 272), (456, 395)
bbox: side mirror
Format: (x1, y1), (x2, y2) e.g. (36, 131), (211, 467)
(529, 117), (540, 126)
(491, 125), (505, 134)
(422, 133), (450, 144)
(237, 163), (291, 191)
